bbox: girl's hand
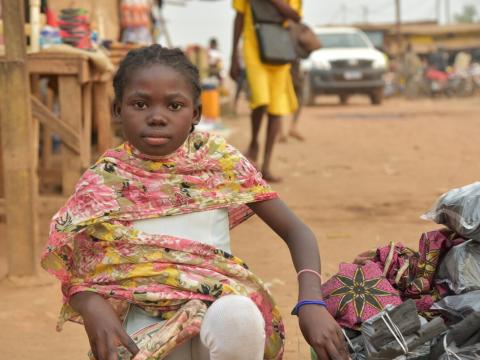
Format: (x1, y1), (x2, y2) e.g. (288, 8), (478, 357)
(70, 292), (139, 360)
(298, 305), (350, 360)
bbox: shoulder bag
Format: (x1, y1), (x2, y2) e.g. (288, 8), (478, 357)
(289, 21), (322, 59)
(250, 0), (296, 65)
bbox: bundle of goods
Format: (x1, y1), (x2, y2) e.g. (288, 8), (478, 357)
(315, 182), (480, 359)
(58, 8), (92, 49)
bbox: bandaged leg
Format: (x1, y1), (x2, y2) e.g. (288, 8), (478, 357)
(195, 295), (266, 360)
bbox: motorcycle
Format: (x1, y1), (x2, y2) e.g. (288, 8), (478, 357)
(424, 68), (453, 97)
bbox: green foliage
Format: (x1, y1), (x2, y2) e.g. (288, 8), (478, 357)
(454, 5), (478, 24)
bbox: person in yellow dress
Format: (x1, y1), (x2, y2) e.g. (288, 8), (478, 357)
(230, 0), (299, 182)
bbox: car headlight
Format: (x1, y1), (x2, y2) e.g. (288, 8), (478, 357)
(313, 59), (331, 70)
(300, 60), (313, 72)
(372, 57), (386, 69)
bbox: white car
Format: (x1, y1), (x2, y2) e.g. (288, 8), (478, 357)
(301, 27), (387, 105)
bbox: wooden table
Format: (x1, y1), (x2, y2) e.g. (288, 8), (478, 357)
(27, 51), (113, 195)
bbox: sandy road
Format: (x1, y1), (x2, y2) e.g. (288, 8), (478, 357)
(1, 96), (479, 359)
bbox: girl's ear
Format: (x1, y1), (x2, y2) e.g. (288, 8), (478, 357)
(112, 101), (121, 119)
(193, 104), (202, 125)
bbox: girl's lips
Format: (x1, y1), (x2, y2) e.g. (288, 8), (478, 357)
(143, 136), (170, 146)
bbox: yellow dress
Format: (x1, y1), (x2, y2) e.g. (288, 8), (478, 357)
(233, 0), (300, 116)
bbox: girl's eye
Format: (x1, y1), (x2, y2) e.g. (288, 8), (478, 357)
(168, 102), (183, 111)
(134, 101), (147, 110)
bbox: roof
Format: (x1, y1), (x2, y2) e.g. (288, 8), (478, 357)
(354, 21), (480, 36)
(313, 26), (363, 34)
(400, 23), (480, 35)
(352, 20), (436, 32)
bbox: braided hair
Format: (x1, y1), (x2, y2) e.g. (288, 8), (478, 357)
(113, 45), (201, 106)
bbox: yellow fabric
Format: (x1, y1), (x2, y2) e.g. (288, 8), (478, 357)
(233, 0), (301, 115)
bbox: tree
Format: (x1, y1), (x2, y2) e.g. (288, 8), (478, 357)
(454, 4), (478, 23)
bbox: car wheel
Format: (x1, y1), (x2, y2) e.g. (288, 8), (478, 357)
(339, 94), (349, 105)
(370, 89), (383, 105)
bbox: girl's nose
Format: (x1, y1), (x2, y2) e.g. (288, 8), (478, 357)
(147, 112), (168, 126)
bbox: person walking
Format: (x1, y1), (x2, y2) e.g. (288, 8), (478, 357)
(230, 0), (300, 182)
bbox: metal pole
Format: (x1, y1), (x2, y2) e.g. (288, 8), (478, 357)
(445, 0), (450, 24)
(436, 0), (441, 24)
(362, 5), (369, 23)
(395, 0), (402, 57)
(158, 9), (173, 47)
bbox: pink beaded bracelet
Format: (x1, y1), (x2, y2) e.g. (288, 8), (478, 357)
(297, 269), (322, 281)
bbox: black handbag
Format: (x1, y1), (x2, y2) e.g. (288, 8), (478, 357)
(250, 0), (296, 65)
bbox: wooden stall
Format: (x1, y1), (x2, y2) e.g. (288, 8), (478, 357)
(0, 0), (116, 277)
(28, 50), (113, 195)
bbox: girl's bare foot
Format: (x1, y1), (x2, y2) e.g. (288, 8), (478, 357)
(278, 133), (288, 143)
(289, 129), (305, 141)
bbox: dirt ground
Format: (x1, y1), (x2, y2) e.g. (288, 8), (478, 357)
(1, 95), (480, 359)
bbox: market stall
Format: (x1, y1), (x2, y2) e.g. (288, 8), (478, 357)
(0, 0), (123, 276)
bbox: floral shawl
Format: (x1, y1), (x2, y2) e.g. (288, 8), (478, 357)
(41, 132), (283, 359)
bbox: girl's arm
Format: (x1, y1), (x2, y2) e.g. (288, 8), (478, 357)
(248, 198), (322, 300)
(269, 0), (301, 22)
(248, 198), (349, 360)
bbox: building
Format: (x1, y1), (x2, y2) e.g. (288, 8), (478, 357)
(355, 21), (480, 57)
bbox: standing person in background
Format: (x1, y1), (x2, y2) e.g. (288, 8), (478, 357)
(403, 43), (423, 97)
(230, 0), (299, 182)
(208, 37), (224, 84)
(428, 46), (449, 72)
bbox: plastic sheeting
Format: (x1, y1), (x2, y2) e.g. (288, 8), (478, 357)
(432, 290), (480, 321)
(438, 343), (480, 360)
(435, 240), (480, 294)
(422, 182), (480, 240)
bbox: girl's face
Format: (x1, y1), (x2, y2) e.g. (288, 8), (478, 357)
(115, 64), (201, 157)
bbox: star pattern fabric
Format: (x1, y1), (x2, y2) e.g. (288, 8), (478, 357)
(322, 262), (402, 329)
(331, 266), (397, 319)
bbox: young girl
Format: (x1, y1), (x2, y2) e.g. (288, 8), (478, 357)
(41, 45), (348, 360)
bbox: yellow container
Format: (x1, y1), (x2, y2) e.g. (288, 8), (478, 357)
(201, 88), (220, 120)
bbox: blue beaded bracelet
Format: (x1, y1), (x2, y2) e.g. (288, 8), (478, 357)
(291, 300), (327, 316)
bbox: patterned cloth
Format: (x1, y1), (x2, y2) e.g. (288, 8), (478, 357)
(41, 132), (284, 359)
(321, 229), (467, 329)
(321, 262), (402, 330)
(375, 229), (465, 316)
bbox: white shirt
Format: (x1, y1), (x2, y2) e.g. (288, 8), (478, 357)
(132, 208), (231, 253)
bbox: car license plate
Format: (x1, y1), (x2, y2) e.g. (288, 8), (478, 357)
(344, 71), (362, 80)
